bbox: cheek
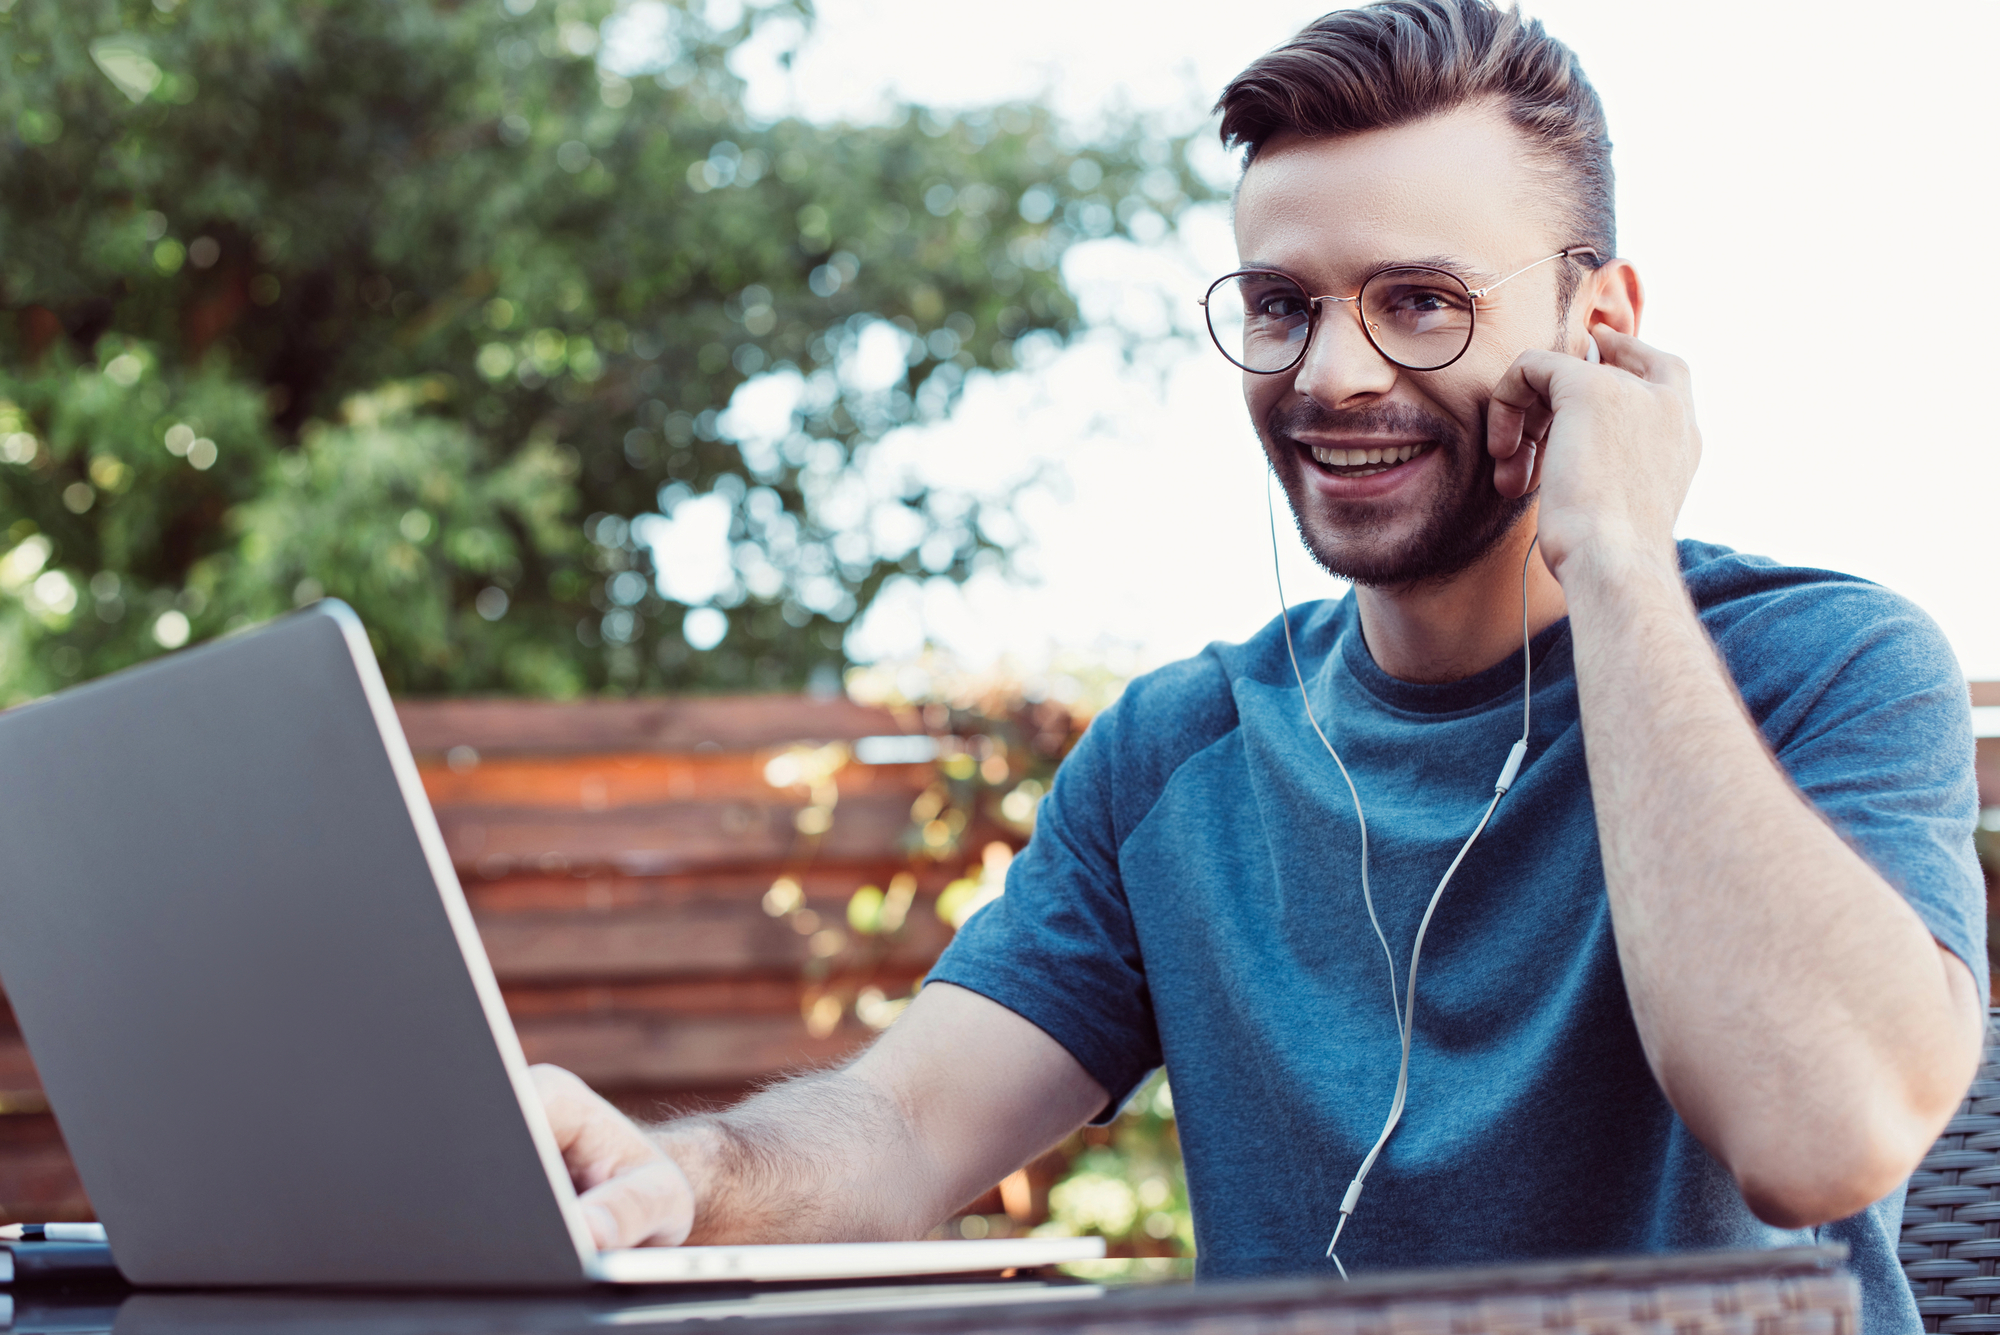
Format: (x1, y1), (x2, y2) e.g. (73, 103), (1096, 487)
(1461, 310), (1556, 385)
(1420, 366), (1500, 440)
(1242, 375), (1284, 430)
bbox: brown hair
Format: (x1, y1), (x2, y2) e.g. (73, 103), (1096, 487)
(1217, 0), (1614, 281)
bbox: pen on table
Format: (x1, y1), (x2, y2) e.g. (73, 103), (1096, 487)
(0, 1223), (107, 1243)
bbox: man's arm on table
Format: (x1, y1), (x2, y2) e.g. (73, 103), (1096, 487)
(1492, 324), (1986, 1228)
(532, 981), (1110, 1249)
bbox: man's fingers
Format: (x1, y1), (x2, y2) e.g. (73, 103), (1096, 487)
(1590, 324), (1690, 389)
(1514, 399), (1555, 452)
(1485, 383), (1534, 462)
(579, 1155), (697, 1250)
(532, 1064), (616, 1157)
(1496, 441), (1540, 501)
(532, 1065), (699, 1247)
(531, 1064), (659, 1191)
(1487, 348), (1572, 498)
(531, 1065), (597, 1159)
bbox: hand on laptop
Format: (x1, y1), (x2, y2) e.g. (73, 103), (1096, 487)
(532, 1065), (696, 1249)
(532, 984), (1109, 1250)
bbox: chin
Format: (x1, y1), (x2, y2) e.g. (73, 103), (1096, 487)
(1260, 397), (1527, 589)
(1292, 492), (1534, 589)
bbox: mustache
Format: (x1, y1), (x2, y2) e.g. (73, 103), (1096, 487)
(1268, 400), (1469, 447)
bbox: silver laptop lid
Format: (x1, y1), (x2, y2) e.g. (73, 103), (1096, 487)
(0, 603), (596, 1287)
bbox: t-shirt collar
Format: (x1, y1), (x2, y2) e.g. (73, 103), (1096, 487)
(1328, 594), (1577, 717)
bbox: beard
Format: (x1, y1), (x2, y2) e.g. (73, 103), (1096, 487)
(1263, 398), (1532, 589)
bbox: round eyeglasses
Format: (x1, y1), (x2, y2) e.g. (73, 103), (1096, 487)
(1200, 248), (1599, 375)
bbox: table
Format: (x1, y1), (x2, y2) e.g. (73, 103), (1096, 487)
(3, 1245), (1854, 1334)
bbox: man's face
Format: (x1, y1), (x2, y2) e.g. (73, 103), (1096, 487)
(1232, 102), (1579, 587)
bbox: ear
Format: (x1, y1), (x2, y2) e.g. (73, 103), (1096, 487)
(1581, 259), (1643, 340)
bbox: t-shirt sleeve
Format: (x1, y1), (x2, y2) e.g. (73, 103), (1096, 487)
(1719, 576), (1989, 999)
(925, 693), (1167, 1122)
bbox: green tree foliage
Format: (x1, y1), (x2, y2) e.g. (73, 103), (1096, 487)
(0, 0), (1214, 698)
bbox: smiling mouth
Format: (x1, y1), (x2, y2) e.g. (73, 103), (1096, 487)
(1303, 441), (1435, 479)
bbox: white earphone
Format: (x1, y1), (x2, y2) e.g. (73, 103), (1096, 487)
(1264, 476), (1540, 1278)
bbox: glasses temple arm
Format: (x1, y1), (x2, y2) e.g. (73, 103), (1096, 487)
(1468, 247), (1601, 300)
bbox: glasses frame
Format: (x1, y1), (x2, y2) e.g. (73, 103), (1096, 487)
(1199, 247), (1601, 375)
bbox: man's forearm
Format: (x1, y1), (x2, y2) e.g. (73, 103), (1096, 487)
(1562, 543), (1982, 1225)
(639, 982), (1109, 1245)
(540, 985), (1105, 1249)
(651, 1066), (951, 1245)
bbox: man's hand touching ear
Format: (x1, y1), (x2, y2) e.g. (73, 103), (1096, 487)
(1486, 324), (1703, 584)
(532, 1064), (697, 1250)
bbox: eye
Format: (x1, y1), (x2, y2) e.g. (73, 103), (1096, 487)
(1365, 272), (1474, 342)
(1257, 292), (1308, 320)
(1381, 285), (1469, 317)
(1235, 278), (1309, 322)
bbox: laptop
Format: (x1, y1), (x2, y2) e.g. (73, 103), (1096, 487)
(0, 602), (1103, 1288)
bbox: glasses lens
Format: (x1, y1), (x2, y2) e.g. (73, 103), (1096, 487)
(1361, 268), (1474, 370)
(1206, 272), (1313, 373)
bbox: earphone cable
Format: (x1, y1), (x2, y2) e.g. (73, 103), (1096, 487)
(1266, 474), (1404, 1041)
(1264, 469), (1540, 1277)
(1521, 532), (1538, 740)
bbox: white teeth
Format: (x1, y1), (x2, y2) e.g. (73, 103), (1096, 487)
(1309, 443), (1426, 470)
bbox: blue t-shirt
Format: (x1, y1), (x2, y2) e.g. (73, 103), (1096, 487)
(930, 540), (1986, 1334)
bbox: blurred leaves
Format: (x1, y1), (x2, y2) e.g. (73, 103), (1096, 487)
(224, 381), (588, 696)
(0, 337), (273, 696)
(0, 0), (1218, 697)
(1037, 1073), (1194, 1273)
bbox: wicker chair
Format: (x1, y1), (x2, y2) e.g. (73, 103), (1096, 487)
(1902, 1010), (2000, 1332)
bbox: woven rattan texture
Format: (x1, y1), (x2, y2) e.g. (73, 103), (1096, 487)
(1903, 1013), (2000, 1332)
(943, 1275), (1855, 1335)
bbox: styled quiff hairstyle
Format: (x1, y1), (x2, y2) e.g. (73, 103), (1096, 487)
(1217, 0), (1614, 280)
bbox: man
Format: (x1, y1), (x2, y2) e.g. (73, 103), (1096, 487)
(531, 3), (1988, 1330)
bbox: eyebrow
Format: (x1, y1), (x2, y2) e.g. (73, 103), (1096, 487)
(1233, 254), (1498, 287)
(1400, 254), (1495, 283)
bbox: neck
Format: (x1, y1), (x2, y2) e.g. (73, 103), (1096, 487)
(1352, 510), (1570, 684)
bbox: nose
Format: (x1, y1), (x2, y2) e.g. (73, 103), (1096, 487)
(1291, 297), (1398, 409)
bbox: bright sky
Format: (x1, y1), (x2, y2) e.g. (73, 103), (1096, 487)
(671, 0), (2000, 681)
